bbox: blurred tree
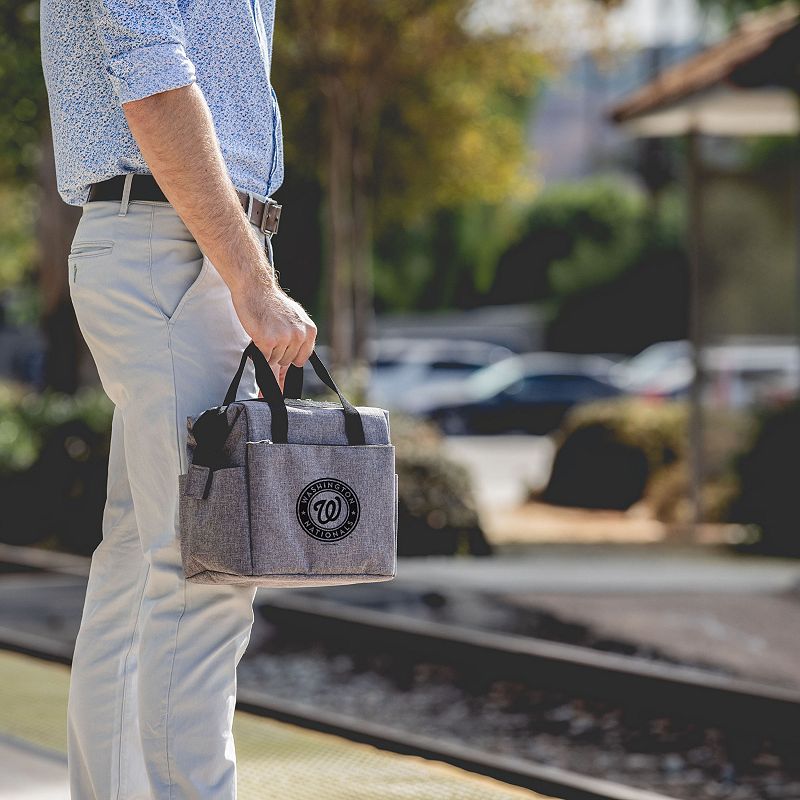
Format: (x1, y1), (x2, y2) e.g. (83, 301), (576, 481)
(0, 0), (82, 392)
(273, 0), (549, 372)
(695, 0), (792, 21)
(0, 0), (43, 184)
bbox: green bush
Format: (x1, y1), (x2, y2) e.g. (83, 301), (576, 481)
(729, 400), (800, 556)
(540, 398), (687, 511)
(541, 396), (756, 524)
(0, 380), (113, 553)
(390, 414), (490, 556)
(0, 381), (113, 474)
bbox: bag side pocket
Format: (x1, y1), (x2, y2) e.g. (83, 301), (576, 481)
(178, 464), (252, 579)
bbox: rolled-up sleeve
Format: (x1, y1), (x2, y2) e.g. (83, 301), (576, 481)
(88, 0), (196, 104)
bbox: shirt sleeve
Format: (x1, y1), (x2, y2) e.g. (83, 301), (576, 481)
(87, 0), (197, 104)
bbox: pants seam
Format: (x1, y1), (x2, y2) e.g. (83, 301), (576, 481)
(146, 206), (165, 321)
(165, 322), (188, 798)
(115, 561), (150, 800)
(164, 579), (187, 800)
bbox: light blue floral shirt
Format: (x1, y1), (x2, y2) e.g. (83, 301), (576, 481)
(40, 0), (284, 206)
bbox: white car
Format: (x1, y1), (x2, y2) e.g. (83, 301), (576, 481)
(611, 338), (800, 408)
(366, 338), (514, 412)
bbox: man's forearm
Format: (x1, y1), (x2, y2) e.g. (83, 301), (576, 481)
(122, 83), (275, 295)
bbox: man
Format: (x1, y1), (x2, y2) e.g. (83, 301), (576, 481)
(39, 0), (316, 795)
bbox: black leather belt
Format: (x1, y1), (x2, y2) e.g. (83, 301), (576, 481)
(86, 173), (282, 237)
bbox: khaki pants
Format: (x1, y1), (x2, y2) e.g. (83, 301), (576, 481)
(66, 194), (272, 798)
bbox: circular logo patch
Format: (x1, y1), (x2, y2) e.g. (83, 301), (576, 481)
(296, 479), (360, 542)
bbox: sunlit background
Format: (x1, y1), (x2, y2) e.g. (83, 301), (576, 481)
(1, 1), (799, 798)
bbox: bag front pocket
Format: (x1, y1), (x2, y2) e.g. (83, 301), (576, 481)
(246, 441), (396, 579)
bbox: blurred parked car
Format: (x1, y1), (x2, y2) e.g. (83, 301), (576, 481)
(611, 338), (800, 408)
(705, 341), (800, 408)
(409, 352), (622, 435)
(366, 337), (513, 412)
(609, 339), (692, 398)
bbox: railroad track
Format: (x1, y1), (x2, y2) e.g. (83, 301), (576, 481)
(2, 544), (798, 800)
(254, 591), (800, 735)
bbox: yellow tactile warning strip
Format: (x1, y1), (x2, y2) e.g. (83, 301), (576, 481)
(0, 650), (550, 799)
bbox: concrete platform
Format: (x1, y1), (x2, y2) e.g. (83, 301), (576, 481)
(0, 650), (546, 800)
(389, 545), (800, 593)
(0, 736), (68, 800)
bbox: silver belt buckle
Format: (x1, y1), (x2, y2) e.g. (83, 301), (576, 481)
(260, 197), (282, 238)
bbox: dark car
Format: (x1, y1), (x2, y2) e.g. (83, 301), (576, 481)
(411, 353), (623, 435)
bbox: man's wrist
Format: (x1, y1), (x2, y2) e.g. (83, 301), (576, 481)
(224, 239), (278, 295)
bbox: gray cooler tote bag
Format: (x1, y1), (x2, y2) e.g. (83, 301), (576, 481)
(178, 340), (397, 587)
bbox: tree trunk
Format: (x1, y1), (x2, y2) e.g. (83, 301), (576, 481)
(37, 123), (82, 392)
(348, 87), (383, 401)
(351, 85), (379, 369)
(323, 79), (356, 371)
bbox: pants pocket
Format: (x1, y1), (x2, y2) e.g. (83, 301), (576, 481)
(70, 240), (115, 258)
(149, 210), (211, 324)
(68, 240), (115, 284)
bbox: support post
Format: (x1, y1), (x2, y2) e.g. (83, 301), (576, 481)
(686, 129), (705, 531)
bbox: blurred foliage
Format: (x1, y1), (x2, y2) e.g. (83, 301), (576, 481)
(0, 184), (37, 292)
(390, 413), (490, 556)
(531, 179), (652, 298)
(273, 0), (543, 226)
(695, 0), (795, 22)
(560, 397), (688, 471)
(272, 0), (547, 330)
(540, 397), (753, 524)
(646, 460), (740, 526)
(371, 176), (690, 328)
(742, 135), (800, 170)
(0, 380), (113, 554)
(0, 380), (113, 475)
(373, 197), (531, 311)
(729, 400), (800, 556)
(0, 0), (45, 183)
(541, 398), (687, 510)
(487, 178), (689, 352)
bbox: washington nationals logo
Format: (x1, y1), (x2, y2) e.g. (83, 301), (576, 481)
(296, 479), (360, 542)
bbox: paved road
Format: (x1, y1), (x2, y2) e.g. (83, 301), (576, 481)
(441, 435), (555, 511)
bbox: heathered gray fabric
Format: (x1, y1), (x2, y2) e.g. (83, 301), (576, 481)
(178, 398), (398, 587)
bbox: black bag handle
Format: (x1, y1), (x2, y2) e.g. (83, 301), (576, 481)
(283, 363), (304, 399)
(223, 340), (365, 445)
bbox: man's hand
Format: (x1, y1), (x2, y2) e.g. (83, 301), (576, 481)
(231, 273), (316, 389)
(121, 83), (316, 372)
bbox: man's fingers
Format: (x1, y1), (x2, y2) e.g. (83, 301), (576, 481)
(292, 336), (315, 368)
(268, 360), (290, 393)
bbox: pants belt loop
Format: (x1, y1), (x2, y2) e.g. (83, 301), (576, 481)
(118, 173), (134, 217)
